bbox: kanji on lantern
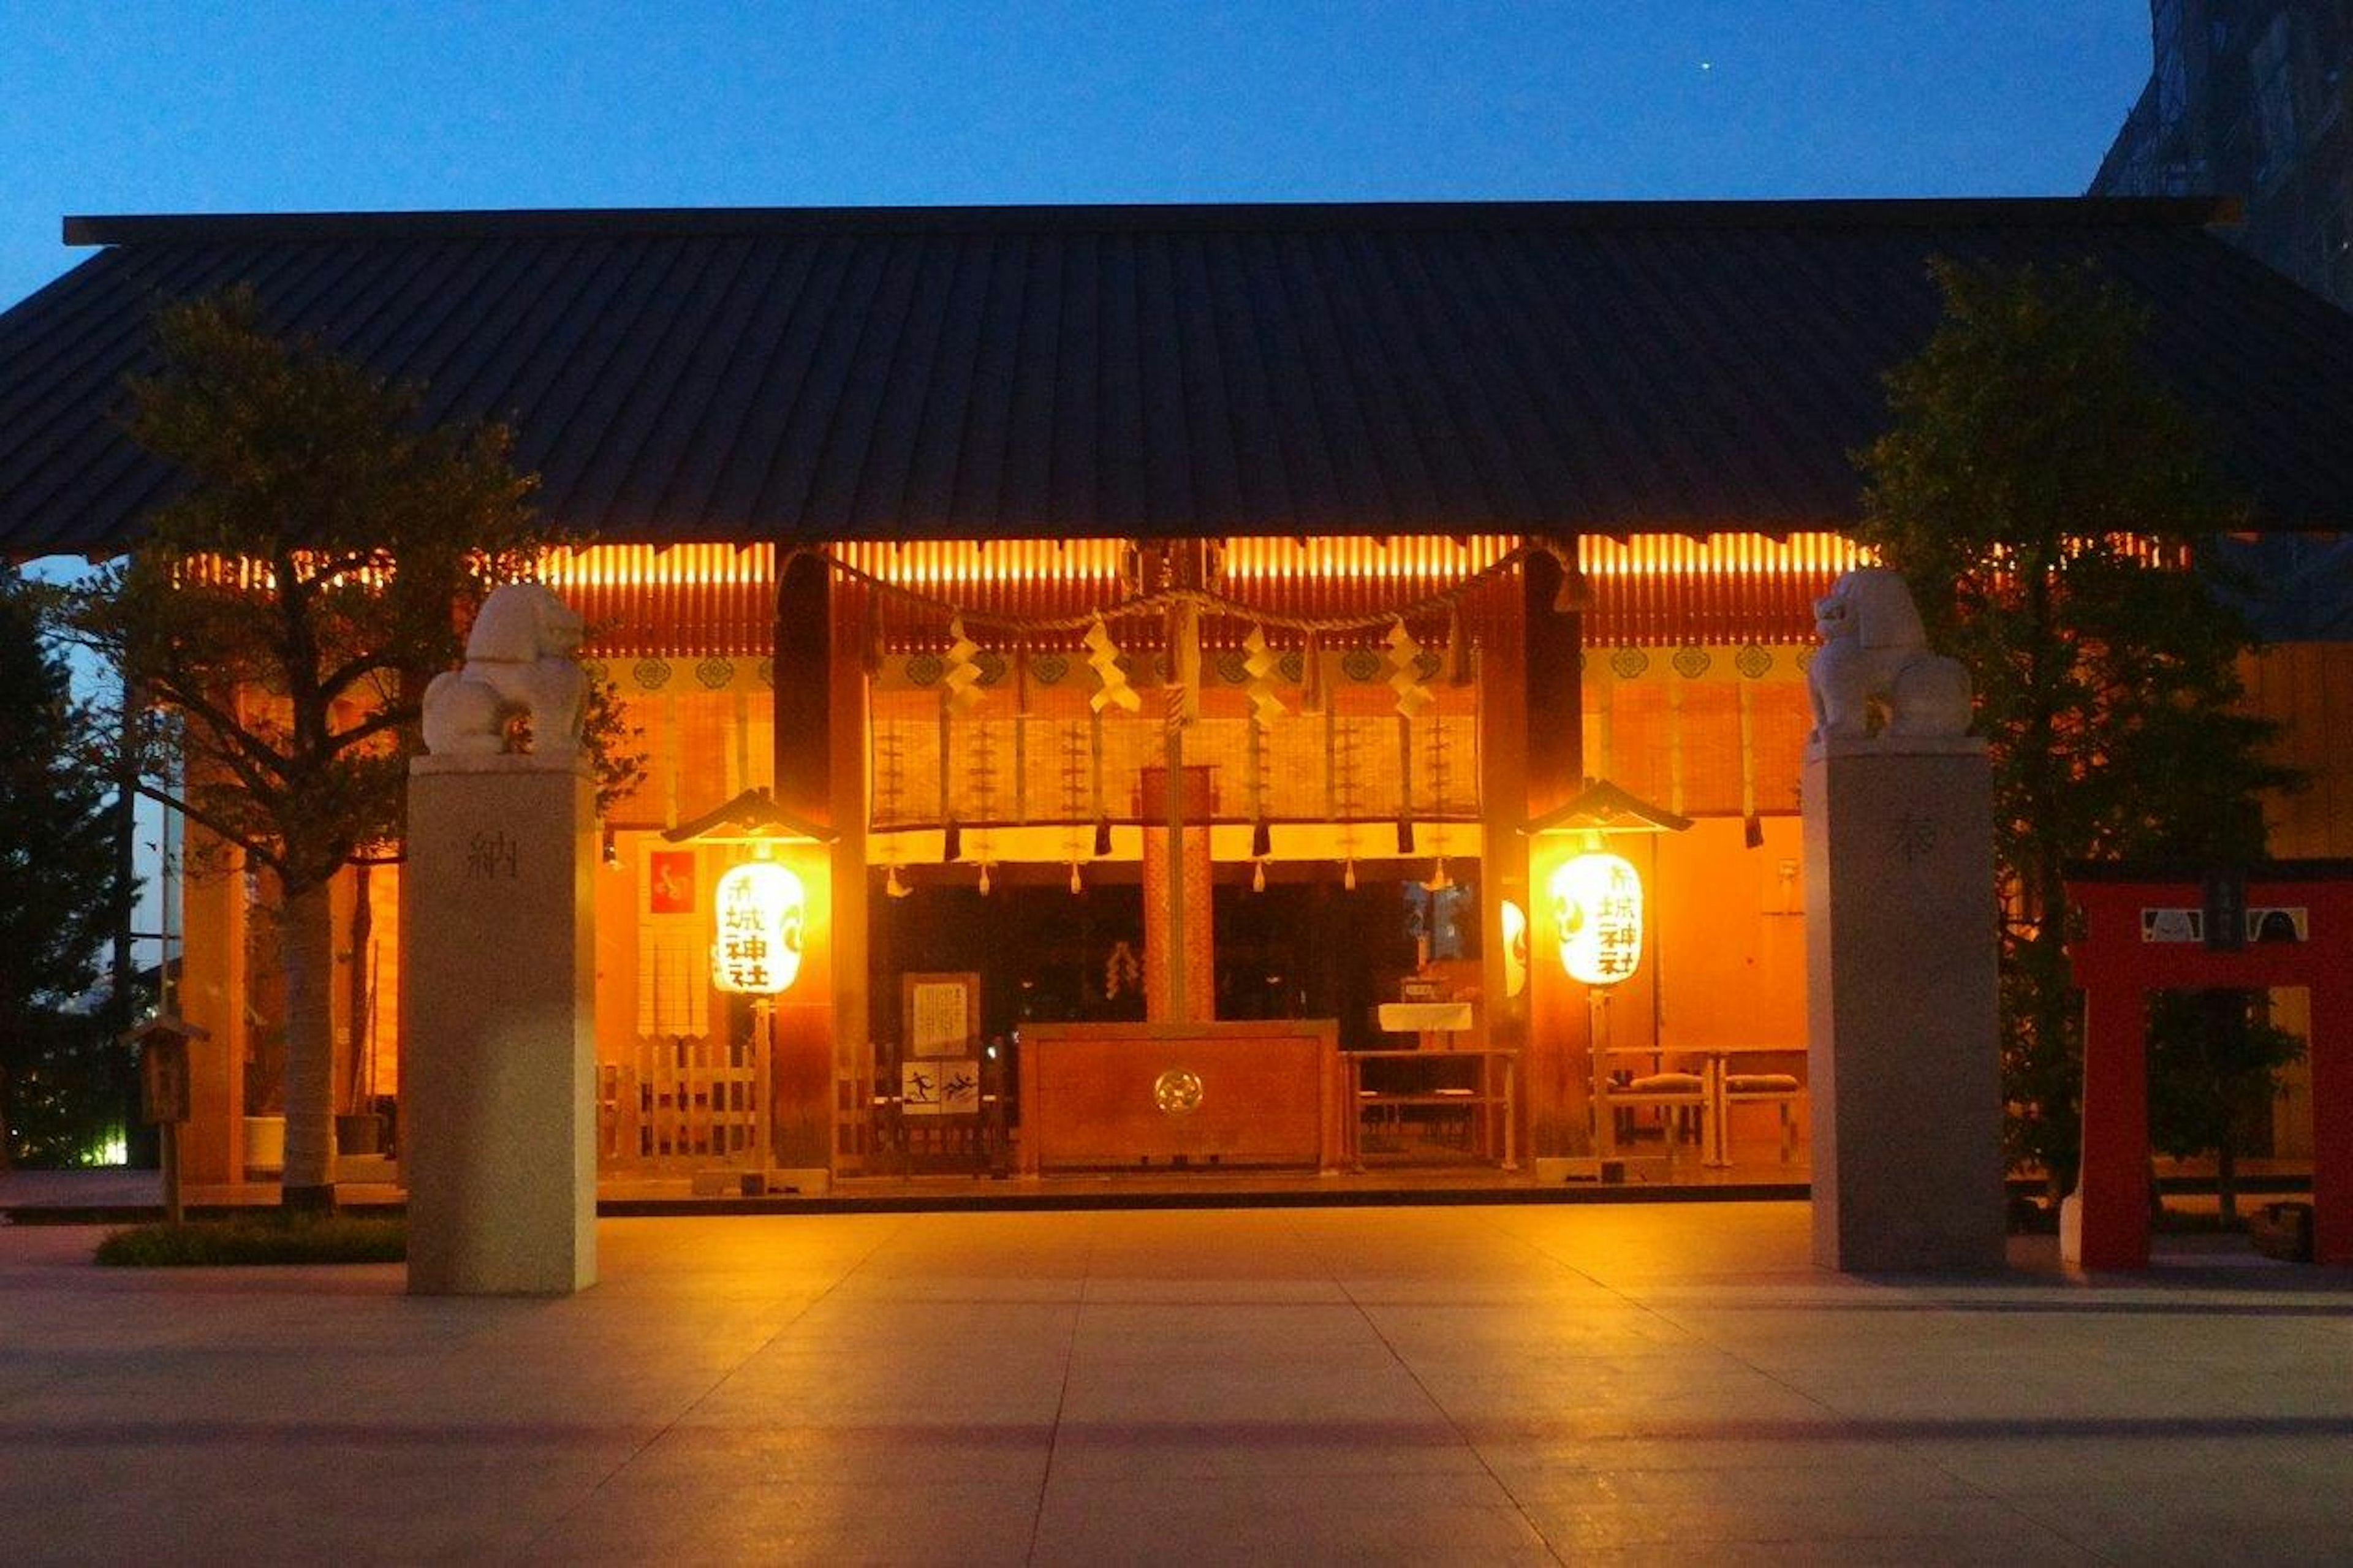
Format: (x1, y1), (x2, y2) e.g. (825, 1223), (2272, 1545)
(711, 861), (806, 994)
(1549, 851), (1645, 987)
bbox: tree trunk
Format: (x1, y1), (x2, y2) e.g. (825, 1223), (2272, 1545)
(344, 862), (372, 1113)
(2216, 1142), (2238, 1226)
(279, 878), (337, 1209)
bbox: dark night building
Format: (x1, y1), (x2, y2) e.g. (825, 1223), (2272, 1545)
(2092, 1), (2353, 310)
(2096, 4), (2353, 639)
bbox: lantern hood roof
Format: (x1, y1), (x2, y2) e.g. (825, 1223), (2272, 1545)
(660, 787), (838, 846)
(121, 1012), (211, 1047)
(1519, 778), (1694, 836)
(10, 196), (2353, 559)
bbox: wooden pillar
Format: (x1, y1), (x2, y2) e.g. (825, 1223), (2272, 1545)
(176, 826), (247, 1184)
(1141, 766), (1216, 1022)
(775, 550), (832, 822)
(1478, 570), (1527, 1058)
(770, 550), (837, 1171)
(1521, 544), (1588, 1156)
(825, 574), (871, 1165)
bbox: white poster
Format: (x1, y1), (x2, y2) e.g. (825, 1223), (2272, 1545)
(911, 979), (972, 1057)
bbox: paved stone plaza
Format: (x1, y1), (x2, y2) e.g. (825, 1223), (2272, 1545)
(2, 1201), (2349, 1563)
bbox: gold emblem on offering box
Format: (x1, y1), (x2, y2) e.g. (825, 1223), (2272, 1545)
(1153, 1069), (1205, 1115)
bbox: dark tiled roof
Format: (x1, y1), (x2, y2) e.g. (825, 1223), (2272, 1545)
(5, 199), (2353, 556)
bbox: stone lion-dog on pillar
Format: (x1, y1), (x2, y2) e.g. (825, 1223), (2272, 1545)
(1806, 566), (1971, 741)
(420, 582), (588, 758)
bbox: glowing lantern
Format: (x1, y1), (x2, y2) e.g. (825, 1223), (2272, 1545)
(1500, 900), (1529, 999)
(1549, 852), (1643, 987)
(712, 861), (805, 994)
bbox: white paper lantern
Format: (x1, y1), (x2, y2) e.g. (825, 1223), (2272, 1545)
(712, 861), (805, 995)
(1549, 852), (1643, 987)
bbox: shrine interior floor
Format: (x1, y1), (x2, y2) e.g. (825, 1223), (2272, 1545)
(3, 1199), (2349, 1563)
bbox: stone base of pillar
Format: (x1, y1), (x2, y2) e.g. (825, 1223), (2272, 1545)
(403, 756), (596, 1296)
(1803, 738), (2006, 1272)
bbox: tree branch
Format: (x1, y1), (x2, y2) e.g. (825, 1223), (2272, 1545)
(154, 676), (293, 788)
(317, 650), (406, 708)
(134, 780), (284, 875)
(325, 705), (419, 754)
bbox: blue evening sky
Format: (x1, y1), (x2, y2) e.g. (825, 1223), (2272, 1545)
(3, 1), (2151, 310)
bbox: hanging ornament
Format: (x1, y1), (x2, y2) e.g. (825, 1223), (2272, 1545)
(885, 863), (911, 899)
(1423, 858), (1453, 892)
(1245, 665), (1273, 868)
(1252, 858), (1268, 893)
(1343, 857), (1358, 892)
(1104, 940), (1143, 1001)
(944, 617), (986, 717)
(1084, 616), (1141, 713)
(1010, 647), (1031, 824)
(1738, 681), (1762, 847)
(1385, 618), (1433, 719)
(964, 719), (1001, 831)
(1242, 625), (1284, 729)
(978, 861), (993, 896)
(1086, 702), (1113, 858)
(1300, 630), (1326, 714)
(1069, 862), (1084, 895)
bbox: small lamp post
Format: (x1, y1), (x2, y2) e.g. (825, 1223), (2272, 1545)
(1519, 778), (1692, 1153)
(126, 1015), (208, 1225)
(662, 788), (836, 1174)
(1518, 776), (1691, 989)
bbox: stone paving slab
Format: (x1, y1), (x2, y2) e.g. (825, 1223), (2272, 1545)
(2, 1202), (2350, 1563)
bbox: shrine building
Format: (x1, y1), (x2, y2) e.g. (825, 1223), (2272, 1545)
(2, 198), (2350, 1191)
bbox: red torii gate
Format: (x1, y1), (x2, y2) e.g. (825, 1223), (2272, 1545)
(2065, 862), (2353, 1268)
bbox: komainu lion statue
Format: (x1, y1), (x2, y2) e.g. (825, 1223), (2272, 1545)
(420, 583), (588, 758)
(1806, 567), (1972, 741)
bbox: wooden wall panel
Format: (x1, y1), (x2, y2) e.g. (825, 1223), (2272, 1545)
(2245, 645), (2353, 857)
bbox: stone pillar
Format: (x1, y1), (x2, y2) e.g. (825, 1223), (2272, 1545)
(1141, 765), (1216, 1023)
(404, 754), (596, 1295)
(1803, 737), (2004, 1271)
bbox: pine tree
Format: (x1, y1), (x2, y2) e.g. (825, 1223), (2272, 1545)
(72, 289), (554, 1208)
(0, 567), (127, 1168)
(1854, 260), (2297, 1199)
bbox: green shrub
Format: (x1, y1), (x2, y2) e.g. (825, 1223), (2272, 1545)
(94, 1213), (405, 1267)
